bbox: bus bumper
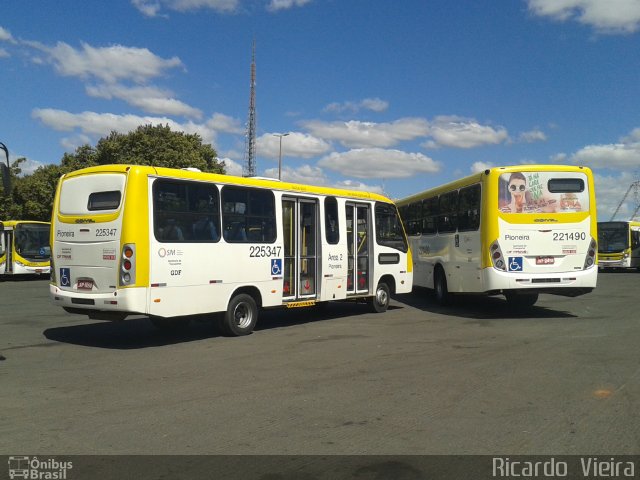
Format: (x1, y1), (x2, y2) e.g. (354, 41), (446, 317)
(482, 266), (597, 297)
(49, 284), (148, 319)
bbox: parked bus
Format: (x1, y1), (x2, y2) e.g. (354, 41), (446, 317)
(397, 165), (597, 307)
(597, 221), (640, 271)
(49, 165), (412, 335)
(0, 220), (51, 276)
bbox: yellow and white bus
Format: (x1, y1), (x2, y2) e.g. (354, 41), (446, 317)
(0, 220), (51, 276)
(597, 221), (640, 271)
(49, 164), (412, 335)
(397, 165), (597, 307)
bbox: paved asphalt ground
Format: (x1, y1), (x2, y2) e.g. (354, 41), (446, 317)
(1, 272), (639, 456)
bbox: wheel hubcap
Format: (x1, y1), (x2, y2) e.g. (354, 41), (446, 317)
(234, 303), (252, 328)
(377, 288), (388, 306)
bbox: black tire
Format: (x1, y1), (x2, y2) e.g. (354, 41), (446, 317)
(505, 292), (539, 309)
(221, 293), (258, 336)
(150, 316), (190, 332)
(434, 268), (450, 306)
(369, 282), (390, 313)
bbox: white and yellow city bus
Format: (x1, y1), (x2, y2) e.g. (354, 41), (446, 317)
(597, 221), (640, 271)
(397, 165), (597, 308)
(49, 164), (412, 335)
(0, 220), (51, 276)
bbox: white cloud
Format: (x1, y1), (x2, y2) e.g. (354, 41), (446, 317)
(302, 118), (429, 148)
(267, 0), (312, 12)
(219, 157), (244, 177)
(570, 142), (640, 168)
(333, 179), (384, 194)
(426, 116), (509, 149)
(263, 164), (327, 185)
(32, 108), (218, 146)
(132, 0), (240, 16)
(518, 128), (547, 143)
(206, 113), (244, 134)
(470, 161), (494, 173)
(0, 48), (9, 58)
(0, 26), (16, 43)
(29, 40), (183, 84)
(318, 148), (441, 179)
(86, 84), (202, 118)
(16, 158), (46, 176)
(60, 134), (93, 152)
(323, 97), (389, 114)
(257, 132), (332, 159)
(527, 0), (640, 34)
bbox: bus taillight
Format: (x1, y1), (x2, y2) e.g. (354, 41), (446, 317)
(120, 243), (136, 286)
(584, 238), (597, 269)
(490, 241), (506, 271)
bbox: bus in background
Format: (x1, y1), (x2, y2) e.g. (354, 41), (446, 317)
(0, 220), (51, 276)
(597, 221), (640, 271)
(49, 165), (412, 336)
(397, 165), (597, 308)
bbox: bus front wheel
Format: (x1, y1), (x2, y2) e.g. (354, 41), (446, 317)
(369, 282), (390, 313)
(221, 293), (258, 336)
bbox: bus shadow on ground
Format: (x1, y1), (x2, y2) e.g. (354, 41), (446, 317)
(43, 301), (402, 350)
(398, 287), (577, 321)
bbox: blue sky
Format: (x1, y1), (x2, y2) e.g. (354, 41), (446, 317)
(2, 0), (640, 220)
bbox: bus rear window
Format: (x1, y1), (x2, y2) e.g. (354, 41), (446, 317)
(59, 173), (126, 215)
(88, 191), (122, 211)
(548, 178), (584, 193)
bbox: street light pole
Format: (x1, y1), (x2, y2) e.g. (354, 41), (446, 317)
(273, 133), (289, 181)
(0, 141), (11, 195)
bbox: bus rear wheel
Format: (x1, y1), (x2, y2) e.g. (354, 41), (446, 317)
(369, 282), (390, 313)
(434, 268), (450, 306)
(220, 293), (258, 336)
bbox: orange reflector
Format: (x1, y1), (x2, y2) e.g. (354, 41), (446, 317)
(124, 247), (134, 258)
(153, 299), (161, 303)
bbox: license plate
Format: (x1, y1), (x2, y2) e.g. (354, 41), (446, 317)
(536, 256), (555, 265)
(77, 280), (94, 290)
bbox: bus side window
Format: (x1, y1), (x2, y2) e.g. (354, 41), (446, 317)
(457, 184), (481, 232)
(325, 196), (340, 245)
(437, 191), (458, 233)
(422, 197), (438, 235)
(222, 186), (276, 243)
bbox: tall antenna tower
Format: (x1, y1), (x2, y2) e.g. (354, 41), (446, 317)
(610, 180), (640, 221)
(243, 40), (257, 177)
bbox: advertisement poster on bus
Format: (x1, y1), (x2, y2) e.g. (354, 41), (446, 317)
(498, 171), (589, 214)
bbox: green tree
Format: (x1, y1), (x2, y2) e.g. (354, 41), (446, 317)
(94, 124), (224, 173)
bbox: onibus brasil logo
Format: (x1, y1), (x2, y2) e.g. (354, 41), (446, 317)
(8, 456), (73, 479)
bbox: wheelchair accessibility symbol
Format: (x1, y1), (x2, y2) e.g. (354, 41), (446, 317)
(60, 267), (71, 287)
(508, 257), (523, 272)
(271, 259), (282, 276)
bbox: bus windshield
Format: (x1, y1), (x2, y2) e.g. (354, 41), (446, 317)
(15, 223), (51, 261)
(598, 222), (629, 252)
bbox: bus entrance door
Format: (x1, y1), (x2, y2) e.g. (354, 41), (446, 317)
(346, 203), (370, 296)
(282, 197), (318, 302)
